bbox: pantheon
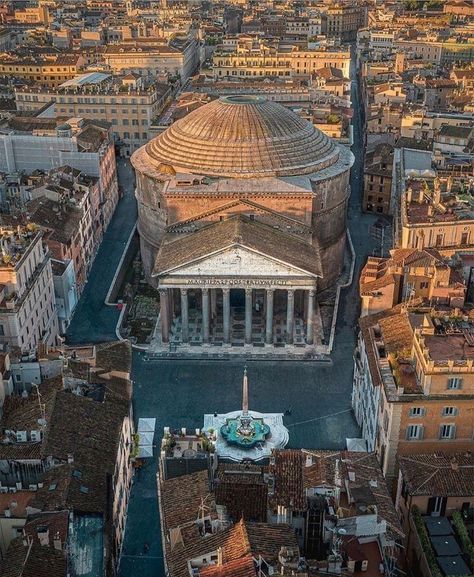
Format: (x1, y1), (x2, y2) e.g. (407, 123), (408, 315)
(131, 95), (354, 352)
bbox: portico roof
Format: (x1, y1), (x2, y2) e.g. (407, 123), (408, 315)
(152, 215), (322, 278)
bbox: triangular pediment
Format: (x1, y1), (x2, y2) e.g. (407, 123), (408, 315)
(161, 246), (317, 278)
(167, 199), (310, 234)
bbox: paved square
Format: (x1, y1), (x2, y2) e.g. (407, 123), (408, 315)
(118, 355), (360, 577)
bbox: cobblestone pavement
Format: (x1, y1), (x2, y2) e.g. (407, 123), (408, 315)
(66, 51), (383, 577)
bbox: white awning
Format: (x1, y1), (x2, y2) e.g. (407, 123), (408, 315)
(346, 438), (367, 452)
(138, 418), (156, 433)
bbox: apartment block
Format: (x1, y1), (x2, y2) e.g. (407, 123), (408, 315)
(400, 177), (474, 255)
(353, 307), (474, 485)
(212, 37), (351, 80)
(0, 53), (85, 87)
(15, 72), (171, 156)
(102, 35), (199, 81)
(359, 248), (466, 317)
(0, 117), (119, 229)
(0, 225), (59, 352)
(0, 341), (133, 576)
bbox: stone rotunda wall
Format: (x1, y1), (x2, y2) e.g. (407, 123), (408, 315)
(131, 95), (354, 289)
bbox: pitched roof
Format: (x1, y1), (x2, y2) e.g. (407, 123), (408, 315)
(200, 555), (257, 577)
(23, 511), (69, 547)
(215, 482), (268, 523)
(245, 523), (299, 563)
(153, 215), (322, 277)
(161, 469), (212, 532)
(269, 449), (307, 511)
(399, 453), (473, 497)
(166, 520), (251, 577)
(0, 538), (67, 577)
(303, 450), (404, 538)
(29, 463), (108, 514)
(215, 462), (268, 522)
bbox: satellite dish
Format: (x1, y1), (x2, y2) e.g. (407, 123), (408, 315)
(337, 528), (347, 535)
(37, 418), (47, 427)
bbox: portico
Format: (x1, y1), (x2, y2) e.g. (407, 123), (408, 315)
(153, 215), (322, 352)
(158, 282), (318, 348)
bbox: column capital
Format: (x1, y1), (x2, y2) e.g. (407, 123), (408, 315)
(245, 287), (252, 296)
(180, 288), (188, 296)
(266, 287), (274, 294)
(222, 287), (230, 295)
(287, 289), (295, 300)
(159, 288), (168, 296)
(201, 287), (209, 295)
(309, 289), (316, 297)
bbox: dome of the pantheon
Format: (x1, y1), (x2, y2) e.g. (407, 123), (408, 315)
(139, 95), (340, 179)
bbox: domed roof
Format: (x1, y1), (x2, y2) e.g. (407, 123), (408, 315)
(142, 96), (339, 179)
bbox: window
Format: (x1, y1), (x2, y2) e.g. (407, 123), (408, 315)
(420, 282), (429, 289)
(442, 407), (458, 417)
(0, 324), (4, 336)
(409, 407), (425, 417)
(439, 424), (456, 439)
(447, 377), (462, 390)
(406, 425), (423, 440)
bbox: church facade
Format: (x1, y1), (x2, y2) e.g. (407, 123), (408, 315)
(131, 95), (354, 352)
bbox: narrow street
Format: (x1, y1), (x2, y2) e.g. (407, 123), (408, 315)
(66, 160), (137, 344)
(65, 50), (381, 577)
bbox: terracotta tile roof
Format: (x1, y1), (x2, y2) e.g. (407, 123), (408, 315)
(358, 305), (415, 392)
(360, 248), (451, 296)
(0, 442), (42, 460)
(42, 386), (130, 481)
(245, 523), (299, 563)
(215, 462), (268, 521)
(23, 511), (69, 546)
(0, 537), (67, 577)
(200, 555), (257, 577)
(269, 449), (307, 511)
(95, 340), (132, 374)
(27, 197), (82, 245)
(161, 470), (213, 532)
(0, 376), (62, 435)
(378, 314), (414, 356)
(399, 452), (473, 497)
(0, 491), (34, 518)
(153, 215), (322, 278)
(29, 463), (108, 514)
(215, 482), (268, 523)
(304, 451), (404, 538)
(166, 520), (251, 577)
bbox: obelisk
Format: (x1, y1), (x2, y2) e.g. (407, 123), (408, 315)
(242, 366), (249, 415)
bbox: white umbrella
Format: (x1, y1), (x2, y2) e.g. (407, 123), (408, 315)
(138, 445), (154, 458)
(138, 431), (154, 445)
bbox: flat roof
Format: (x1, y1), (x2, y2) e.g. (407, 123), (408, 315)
(431, 536), (461, 557)
(68, 513), (104, 577)
(437, 555), (470, 577)
(423, 516), (454, 537)
(59, 72), (110, 88)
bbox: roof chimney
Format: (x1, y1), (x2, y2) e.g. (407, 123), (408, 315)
(450, 457), (459, 471)
(53, 532), (62, 551)
(37, 527), (50, 547)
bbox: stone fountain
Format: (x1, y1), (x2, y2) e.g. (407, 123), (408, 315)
(203, 367), (289, 461)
